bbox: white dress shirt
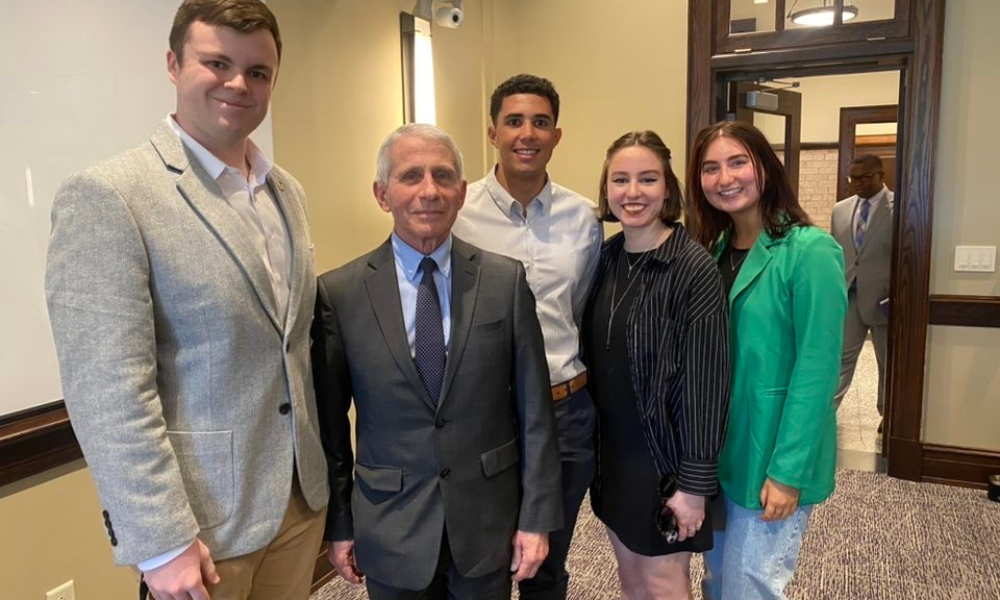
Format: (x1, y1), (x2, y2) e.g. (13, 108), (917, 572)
(167, 116), (292, 321)
(140, 118), (293, 573)
(452, 168), (602, 385)
(391, 232), (453, 354)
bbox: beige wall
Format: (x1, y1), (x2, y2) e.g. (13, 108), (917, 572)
(269, 0), (493, 272)
(755, 71), (900, 144)
(0, 462), (135, 600)
(923, 1), (1000, 450)
(504, 0), (690, 200)
(269, 0), (690, 269)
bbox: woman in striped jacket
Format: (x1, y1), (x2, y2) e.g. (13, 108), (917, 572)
(584, 130), (731, 600)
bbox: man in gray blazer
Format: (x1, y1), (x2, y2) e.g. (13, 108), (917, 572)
(831, 154), (894, 423)
(313, 123), (563, 599)
(45, 2), (328, 599)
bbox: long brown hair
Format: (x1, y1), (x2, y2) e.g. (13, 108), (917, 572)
(686, 121), (811, 252)
(597, 130), (683, 224)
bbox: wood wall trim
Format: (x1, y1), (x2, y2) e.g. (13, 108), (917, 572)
(885, 0), (946, 480)
(929, 295), (1000, 328)
(710, 41), (914, 70)
(923, 444), (1000, 489)
(687, 0), (714, 152)
(311, 543), (337, 591)
(0, 403), (343, 590)
(0, 402), (81, 489)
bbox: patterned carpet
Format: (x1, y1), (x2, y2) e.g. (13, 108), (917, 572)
(311, 470), (1000, 599)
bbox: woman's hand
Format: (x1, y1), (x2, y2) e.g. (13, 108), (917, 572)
(665, 490), (706, 542)
(760, 477), (800, 521)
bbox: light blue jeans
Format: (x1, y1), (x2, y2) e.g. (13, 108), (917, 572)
(701, 494), (814, 600)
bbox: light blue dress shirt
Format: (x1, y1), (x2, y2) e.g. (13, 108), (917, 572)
(391, 232), (453, 355)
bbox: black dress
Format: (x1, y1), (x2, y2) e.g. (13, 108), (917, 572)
(587, 249), (712, 556)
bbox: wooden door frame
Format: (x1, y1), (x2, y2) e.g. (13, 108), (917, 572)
(731, 82), (804, 196)
(687, 0), (946, 482)
(837, 104), (900, 201)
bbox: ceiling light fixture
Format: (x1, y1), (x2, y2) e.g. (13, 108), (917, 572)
(788, 0), (859, 27)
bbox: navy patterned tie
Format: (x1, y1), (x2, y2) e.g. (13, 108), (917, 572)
(855, 198), (871, 249)
(415, 257), (446, 402)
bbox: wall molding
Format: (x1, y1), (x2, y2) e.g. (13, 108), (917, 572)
(0, 401), (80, 488)
(929, 295), (1000, 328)
(923, 444), (1000, 489)
(312, 543), (337, 591)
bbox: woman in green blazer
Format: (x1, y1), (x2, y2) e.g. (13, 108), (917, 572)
(686, 121), (847, 600)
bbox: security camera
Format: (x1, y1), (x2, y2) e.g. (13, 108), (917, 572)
(435, 1), (463, 28)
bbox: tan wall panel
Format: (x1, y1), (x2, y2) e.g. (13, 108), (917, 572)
(921, 1), (1000, 451)
(505, 0), (689, 203)
(930, 1), (1000, 297)
(0, 462), (135, 600)
(269, 0), (492, 272)
(756, 72), (900, 144)
(923, 326), (1000, 450)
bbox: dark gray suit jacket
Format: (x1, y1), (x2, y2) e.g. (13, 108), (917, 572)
(313, 236), (562, 590)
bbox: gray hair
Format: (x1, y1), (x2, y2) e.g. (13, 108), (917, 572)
(375, 123), (464, 188)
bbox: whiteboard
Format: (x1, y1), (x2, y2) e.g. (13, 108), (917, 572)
(0, 0), (273, 417)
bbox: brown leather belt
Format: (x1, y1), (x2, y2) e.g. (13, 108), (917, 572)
(551, 371), (587, 402)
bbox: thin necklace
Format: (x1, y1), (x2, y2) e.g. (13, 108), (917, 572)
(606, 249), (651, 349)
(729, 247), (749, 271)
(624, 250), (646, 277)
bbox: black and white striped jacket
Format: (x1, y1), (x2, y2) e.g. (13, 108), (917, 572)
(587, 223), (731, 496)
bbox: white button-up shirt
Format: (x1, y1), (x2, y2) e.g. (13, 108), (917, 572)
(167, 116), (292, 322)
(453, 168), (602, 385)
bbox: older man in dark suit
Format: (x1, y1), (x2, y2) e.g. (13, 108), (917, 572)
(313, 123), (563, 600)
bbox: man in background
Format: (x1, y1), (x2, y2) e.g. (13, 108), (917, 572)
(45, 1), (327, 598)
(453, 73), (602, 600)
(831, 154), (894, 430)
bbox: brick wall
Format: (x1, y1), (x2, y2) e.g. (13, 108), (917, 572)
(776, 148), (839, 232)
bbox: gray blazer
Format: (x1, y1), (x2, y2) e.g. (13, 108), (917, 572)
(45, 123), (329, 565)
(313, 237), (563, 590)
(831, 187), (894, 325)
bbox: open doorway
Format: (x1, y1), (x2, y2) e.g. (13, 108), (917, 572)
(720, 69), (901, 471)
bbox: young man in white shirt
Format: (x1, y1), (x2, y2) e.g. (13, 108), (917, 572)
(452, 74), (602, 600)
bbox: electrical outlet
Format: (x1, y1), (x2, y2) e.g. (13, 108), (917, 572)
(46, 580), (75, 600)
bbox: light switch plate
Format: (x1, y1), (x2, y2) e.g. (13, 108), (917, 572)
(954, 246), (996, 273)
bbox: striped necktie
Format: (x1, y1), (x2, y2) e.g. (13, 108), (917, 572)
(855, 198), (871, 248)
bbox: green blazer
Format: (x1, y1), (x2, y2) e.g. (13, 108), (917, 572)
(714, 225), (847, 509)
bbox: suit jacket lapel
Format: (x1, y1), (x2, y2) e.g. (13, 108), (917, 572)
(858, 192), (892, 255)
(150, 123), (282, 332)
(364, 241), (438, 412)
(728, 231), (777, 304)
(268, 169), (309, 331)
(438, 239), (480, 409)
(840, 200), (859, 267)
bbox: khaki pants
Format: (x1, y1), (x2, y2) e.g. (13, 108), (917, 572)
(209, 477), (327, 600)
